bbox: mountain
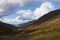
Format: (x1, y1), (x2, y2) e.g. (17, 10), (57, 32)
(35, 9), (60, 24)
(18, 9), (60, 40)
(25, 9), (60, 30)
(0, 21), (16, 36)
(0, 9), (60, 40)
(18, 20), (35, 27)
(18, 9), (60, 28)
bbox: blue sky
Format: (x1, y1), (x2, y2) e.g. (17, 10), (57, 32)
(0, 0), (60, 25)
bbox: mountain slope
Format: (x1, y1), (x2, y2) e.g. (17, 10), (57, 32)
(0, 9), (60, 40)
(23, 9), (60, 40)
(0, 21), (16, 36)
(26, 9), (60, 30)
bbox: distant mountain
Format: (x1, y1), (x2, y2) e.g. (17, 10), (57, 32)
(0, 21), (16, 36)
(18, 20), (35, 27)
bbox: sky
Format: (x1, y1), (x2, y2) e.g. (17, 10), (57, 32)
(0, 0), (60, 25)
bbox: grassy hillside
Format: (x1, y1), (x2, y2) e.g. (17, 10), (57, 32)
(0, 9), (60, 40)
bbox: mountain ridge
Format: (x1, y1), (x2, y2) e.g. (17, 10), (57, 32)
(18, 9), (60, 29)
(24, 9), (60, 30)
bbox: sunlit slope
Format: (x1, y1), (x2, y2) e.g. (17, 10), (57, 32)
(22, 9), (60, 40)
(26, 9), (60, 30)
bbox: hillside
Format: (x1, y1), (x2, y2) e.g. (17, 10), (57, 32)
(26, 9), (60, 30)
(0, 9), (60, 40)
(0, 21), (16, 36)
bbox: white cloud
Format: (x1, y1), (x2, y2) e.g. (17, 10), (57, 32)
(0, 0), (40, 17)
(16, 9), (33, 20)
(0, 1), (55, 24)
(33, 1), (54, 20)
(2, 16), (21, 24)
(1, 16), (30, 24)
(17, 1), (54, 20)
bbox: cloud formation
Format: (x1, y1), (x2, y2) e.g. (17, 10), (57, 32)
(0, 0), (40, 17)
(0, 1), (54, 24)
(1, 16), (30, 24)
(17, 1), (54, 20)
(33, 1), (54, 20)
(16, 9), (33, 20)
